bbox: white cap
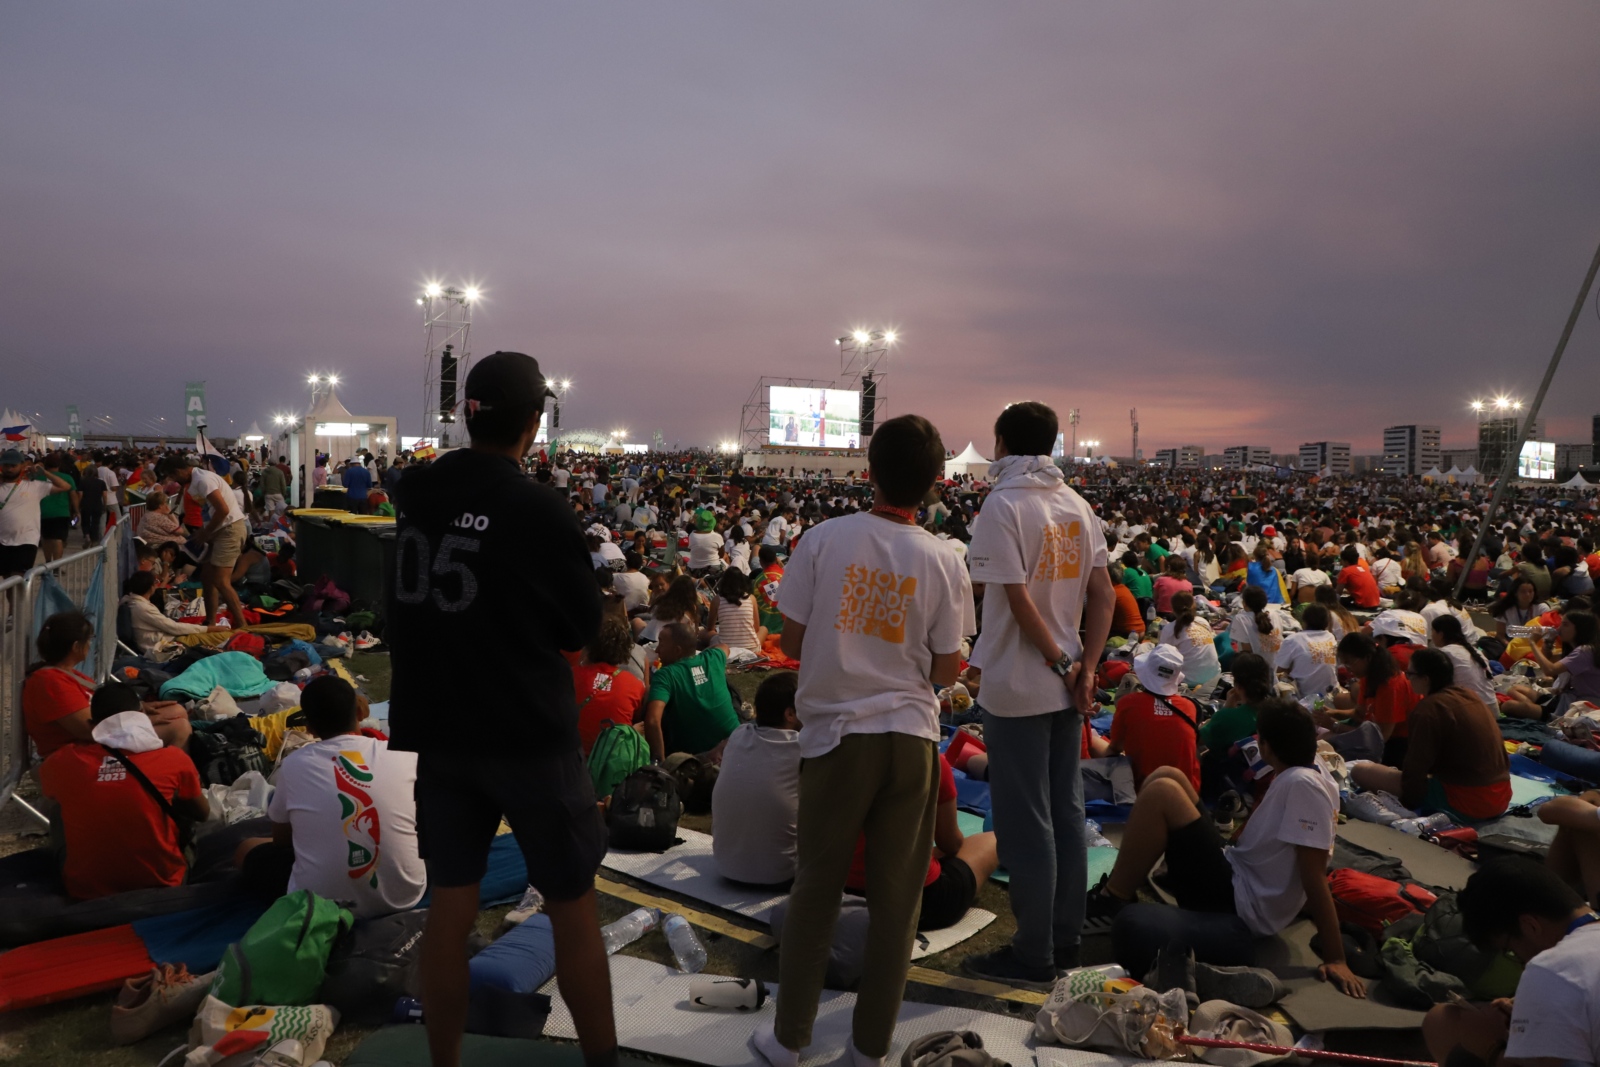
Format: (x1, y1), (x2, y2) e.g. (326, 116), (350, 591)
(1134, 644), (1186, 697)
(1370, 610), (1428, 646)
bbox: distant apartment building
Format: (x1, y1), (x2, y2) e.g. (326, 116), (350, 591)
(1439, 448), (1479, 471)
(1382, 425), (1441, 476)
(1557, 443), (1594, 471)
(1153, 444), (1203, 469)
(1299, 441), (1351, 474)
(1222, 445), (1272, 470)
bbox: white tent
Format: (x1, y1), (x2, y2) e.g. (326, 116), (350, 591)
(288, 388), (398, 505)
(1422, 466), (1444, 480)
(944, 441), (992, 480)
(1461, 465), (1479, 481)
(0, 409), (48, 453)
(1562, 472), (1592, 488)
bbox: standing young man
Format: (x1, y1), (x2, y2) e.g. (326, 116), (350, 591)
(387, 351), (616, 1067)
(156, 455), (249, 629)
(755, 414), (974, 1067)
(0, 450), (74, 577)
(960, 402), (1115, 987)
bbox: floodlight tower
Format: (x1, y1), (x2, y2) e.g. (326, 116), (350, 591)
(1130, 408), (1140, 464)
(837, 328), (896, 440)
(1068, 408), (1080, 458)
(417, 283), (478, 448)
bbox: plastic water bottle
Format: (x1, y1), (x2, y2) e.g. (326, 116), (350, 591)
(662, 913), (708, 974)
(392, 996), (425, 1023)
(1393, 812), (1454, 837)
(600, 907), (661, 955)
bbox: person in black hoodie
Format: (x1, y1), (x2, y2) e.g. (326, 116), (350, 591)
(388, 351), (613, 1067)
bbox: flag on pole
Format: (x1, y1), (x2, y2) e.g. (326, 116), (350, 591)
(1, 424), (29, 442)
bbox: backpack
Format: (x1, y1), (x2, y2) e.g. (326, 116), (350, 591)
(317, 908), (428, 1021)
(211, 890), (354, 1007)
(588, 720), (650, 800)
(224, 632), (267, 659)
(1328, 868), (1437, 937)
(608, 765), (681, 852)
(188, 714), (270, 788)
(1411, 891), (1522, 1000)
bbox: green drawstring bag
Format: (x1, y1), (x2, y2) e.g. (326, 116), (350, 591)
(212, 890), (354, 1007)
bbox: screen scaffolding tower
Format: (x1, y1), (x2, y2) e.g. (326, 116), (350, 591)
(418, 285), (476, 448)
(837, 329), (894, 438)
(740, 376), (837, 452)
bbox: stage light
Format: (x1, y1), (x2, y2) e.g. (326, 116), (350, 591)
(1470, 400), (1484, 412)
(308, 375), (319, 385)
(560, 379), (571, 391)
(883, 331), (896, 343)
(329, 375), (340, 385)
(1494, 396), (1509, 409)
(425, 283), (443, 297)
(463, 287), (480, 302)
(853, 330), (869, 343)
(416, 298), (424, 305)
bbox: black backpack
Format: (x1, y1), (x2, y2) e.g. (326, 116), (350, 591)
(188, 714), (269, 787)
(319, 908), (428, 1022)
(608, 766), (682, 852)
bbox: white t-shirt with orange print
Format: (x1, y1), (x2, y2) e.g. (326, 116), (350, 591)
(968, 472), (1109, 717)
(778, 512), (975, 759)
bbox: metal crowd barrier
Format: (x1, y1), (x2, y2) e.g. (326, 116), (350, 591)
(0, 515), (127, 824)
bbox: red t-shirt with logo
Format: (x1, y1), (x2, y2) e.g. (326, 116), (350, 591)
(1110, 691), (1200, 792)
(572, 662), (646, 756)
(1336, 564), (1381, 609)
(847, 755), (957, 891)
(39, 743), (202, 900)
(21, 667), (96, 759)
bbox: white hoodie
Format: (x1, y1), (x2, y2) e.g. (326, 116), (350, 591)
(969, 454), (1110, 716)
(91, 710), (164, 753)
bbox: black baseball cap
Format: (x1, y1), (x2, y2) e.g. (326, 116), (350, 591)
(464, 351), (556, 414)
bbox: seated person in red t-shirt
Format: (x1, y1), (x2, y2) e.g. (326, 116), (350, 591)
(40, 685), (208, 900)
(1320, 632), (1419, 767)
(1335, 547), (1380, 610)
(846, 754), (999, 931)
(21, 611), (98, 761)
(1108, 645), (1201, 793)
(572, 614), (647, 756)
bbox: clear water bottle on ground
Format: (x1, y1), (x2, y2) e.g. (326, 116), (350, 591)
(600, 907), (661, 955)
(662, 913), (708, 974)
(1393, 812), (1455, 837)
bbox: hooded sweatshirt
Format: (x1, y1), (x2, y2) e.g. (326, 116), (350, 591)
(388, 448), (602, 757)
(968, 454), (1110, 716)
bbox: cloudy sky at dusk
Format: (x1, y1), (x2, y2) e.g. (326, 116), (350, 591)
(4, 2), (1598, 456)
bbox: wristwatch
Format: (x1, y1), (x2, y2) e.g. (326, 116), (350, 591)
(1048, 653), (1074, 679)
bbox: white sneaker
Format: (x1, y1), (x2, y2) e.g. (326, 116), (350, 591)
(1343, 791), (1417, 826)
(353, 631), (381, 651)
(505, 885), (545, 925)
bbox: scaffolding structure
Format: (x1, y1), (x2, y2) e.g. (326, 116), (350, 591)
(739, 376), (837, 452)
(418, 286), (475, 448)
(837, 330), (892, 436)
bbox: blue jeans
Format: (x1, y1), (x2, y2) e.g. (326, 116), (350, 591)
(981, 707), (1085, 968)
(1111, 903), (1255, 978)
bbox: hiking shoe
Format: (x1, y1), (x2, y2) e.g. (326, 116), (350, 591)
(1342, 791), (1410, 826)
(1142, 944), (1197, 1004)
(353, 630), (381, 651)
(1194, 961), (1287, 1008)
(110, 964), (214, 1045)
(1083, 874), (1131, 929)
(503, 885), (545, 926)
(1213, 790), (1247, 835)
(961, 946), (1057, 990)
